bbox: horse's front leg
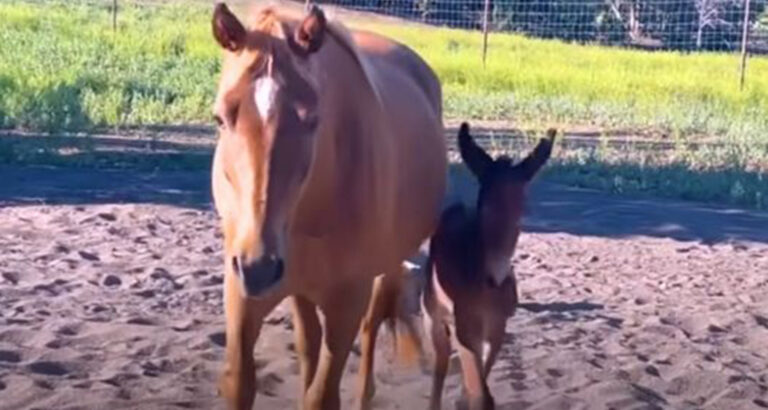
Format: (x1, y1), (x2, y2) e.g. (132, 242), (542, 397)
(305, 281), (374, 410)
(293, 295), (322, 401)
(218, 269), (283, 410)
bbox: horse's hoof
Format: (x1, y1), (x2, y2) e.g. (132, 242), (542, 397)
(357, 383), (375, 410)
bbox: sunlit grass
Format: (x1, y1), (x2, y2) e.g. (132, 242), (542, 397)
(357, 21), (768, 142)
(1, 0), (766, 140)
(0, 2), (219, 130)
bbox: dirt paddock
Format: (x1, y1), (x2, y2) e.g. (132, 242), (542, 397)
(1, 165), (767, 409)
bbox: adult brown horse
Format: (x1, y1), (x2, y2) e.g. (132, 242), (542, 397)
(210, 2), (446, 409)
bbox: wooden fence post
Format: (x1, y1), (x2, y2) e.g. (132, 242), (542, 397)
(112, 0), (118, 32)
(482, 0), (490, 67)
(739, 0), (751, 90)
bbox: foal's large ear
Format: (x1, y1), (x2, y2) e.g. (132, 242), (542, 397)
(291, 5), (326, 55)
(212, 3), (246, 52)
(458, 122), (493, 179)
(519, 128), (556, 182)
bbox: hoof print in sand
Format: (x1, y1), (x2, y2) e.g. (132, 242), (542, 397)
(134, 289), (156, 298)
(102, 372), (140, 387)
(171, 319), (199, 332)
(103, 275), (122, 287)
(126, 316), (158, 326)
(27, 361), (70, 376)
(78, 250), (100, 262)
(2, 272), (19, 285)
(98, 212), (117, 222)
(208, 332), (226, 348)
(0, 350), (22, 363)
(259, 372), (284, 397)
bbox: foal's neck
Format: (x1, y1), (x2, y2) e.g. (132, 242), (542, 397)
(475, 210), (516, 286)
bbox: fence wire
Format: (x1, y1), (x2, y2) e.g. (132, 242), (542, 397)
(8, 0), (767, 52)
(316, 0), (768, 52)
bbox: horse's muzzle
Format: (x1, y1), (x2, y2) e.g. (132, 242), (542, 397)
(233, 254), (284, 297)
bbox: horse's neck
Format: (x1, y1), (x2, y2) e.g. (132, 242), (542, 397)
(290, 35), (384, 238)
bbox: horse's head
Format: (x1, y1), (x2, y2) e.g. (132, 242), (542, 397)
(211, 3), (326, 297)
(458, 123), (556, 286)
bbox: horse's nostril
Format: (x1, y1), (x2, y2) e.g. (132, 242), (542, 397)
(235, 253), (284, 297)
(274, 256), (284, 276)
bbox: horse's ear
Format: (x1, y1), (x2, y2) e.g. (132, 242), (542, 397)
(458, 122), (492, 179)
(291, 5), (326, 55)
(212, 3), (246, 52)
(519, 128), (556, 181)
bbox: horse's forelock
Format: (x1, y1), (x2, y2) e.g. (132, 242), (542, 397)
(235, 5), (382, 108)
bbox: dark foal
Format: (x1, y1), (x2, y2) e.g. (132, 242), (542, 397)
(422, 123), (556, 410)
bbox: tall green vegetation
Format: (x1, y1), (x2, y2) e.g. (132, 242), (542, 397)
(1, 0), (766, 141)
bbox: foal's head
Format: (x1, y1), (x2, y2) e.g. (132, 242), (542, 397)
(211, 3), (327, 296)
(458, 123), (556, 285)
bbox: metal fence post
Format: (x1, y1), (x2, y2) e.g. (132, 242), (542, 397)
(482, 0), (490, 67)
(112, 0), (118, 32)
(739, 0), (751, 90)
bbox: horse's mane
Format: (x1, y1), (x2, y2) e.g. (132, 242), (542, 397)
(247, 4), (383, 105)
(323, 19), (383, 103)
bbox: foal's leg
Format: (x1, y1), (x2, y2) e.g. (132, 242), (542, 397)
(219, 270), (283, 410)
(305, 281), (373, 410)
(357, 275), (389, 410)
(455, 314), (494, 410)
(426, 312), (451, 410)
(482, 316), (506, 379)
(293, 295), (322, 398)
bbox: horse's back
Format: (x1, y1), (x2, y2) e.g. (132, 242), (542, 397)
(351, 29), (447, 263)
(351, 30), (442, 118)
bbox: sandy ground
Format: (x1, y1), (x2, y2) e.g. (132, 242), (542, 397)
(1, 164), (768, 410)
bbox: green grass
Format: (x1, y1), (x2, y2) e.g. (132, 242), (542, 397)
(0, 1), (218, 131)
(2, 0), (767, 140)
(359, 21), (768, 144)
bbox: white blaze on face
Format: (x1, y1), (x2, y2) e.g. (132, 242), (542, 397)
(253, 75), (279, 120)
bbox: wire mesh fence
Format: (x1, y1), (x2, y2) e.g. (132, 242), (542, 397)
(33, 0), (768, 87)
(11, 0), (767, 52)
(315, 0), (768, 53)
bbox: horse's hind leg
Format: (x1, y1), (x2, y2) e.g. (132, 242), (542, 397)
(293, 295), (321, 397)
(305, 281), (373, 410)
(218, 270), (283, 410)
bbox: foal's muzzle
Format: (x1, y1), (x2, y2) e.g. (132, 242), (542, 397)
(232, 253), (284, 297)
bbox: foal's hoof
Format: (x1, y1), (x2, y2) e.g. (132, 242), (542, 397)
(454, 395), (495, 410)
(454, 396), (469, 410)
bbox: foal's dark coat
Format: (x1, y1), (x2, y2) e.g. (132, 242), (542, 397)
(423, 123), (556, 410)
